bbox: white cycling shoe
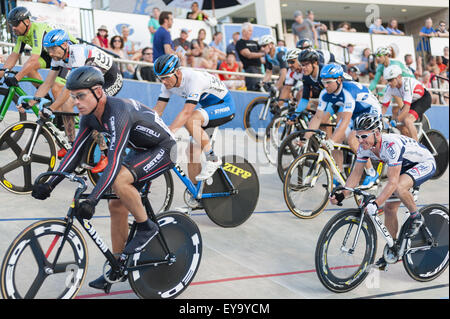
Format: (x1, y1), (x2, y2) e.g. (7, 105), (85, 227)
(195, 157), (222, 181)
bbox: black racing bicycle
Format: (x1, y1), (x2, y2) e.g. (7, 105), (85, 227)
(315, 186), (448, 293)
(0, 171), (202, 299)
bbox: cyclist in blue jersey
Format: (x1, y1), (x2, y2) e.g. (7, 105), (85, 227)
(259, 35), (288, 96)
(153, 54), (236, 184)
(301, 63), (382, 188)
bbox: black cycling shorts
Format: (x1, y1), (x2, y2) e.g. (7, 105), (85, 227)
(409, 90), (432, 121)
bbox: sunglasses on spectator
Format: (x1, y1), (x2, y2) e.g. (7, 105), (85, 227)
(113, 39), (122, 42)
(355, 132), (375, 140)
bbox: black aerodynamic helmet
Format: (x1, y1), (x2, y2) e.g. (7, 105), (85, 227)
(7, 7), (31, 26)
(298, 48), (319, 63)
(66, 66), (105, 91)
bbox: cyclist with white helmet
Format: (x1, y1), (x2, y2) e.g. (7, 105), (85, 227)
(259, 34), (288, 98)
(330, 113), (435, 270)
(369, 46), (414, 92)
(153, 54), (236, 183)
(296, 38), (336, 65)
(301, 63), (382, 188)
(382, 65), (431, 141)
(283, 48), (304, 102)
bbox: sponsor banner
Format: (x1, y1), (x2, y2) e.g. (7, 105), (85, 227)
(18, 0), (81, 37)
(326, 31), (371, 65)
(430, 37), (449, 57)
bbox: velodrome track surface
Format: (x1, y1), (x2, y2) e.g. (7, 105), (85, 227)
(0, 120), (448, 300)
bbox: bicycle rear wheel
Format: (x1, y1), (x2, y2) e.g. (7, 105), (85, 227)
(243, 96), (276, 142)
(315, 209), (377, 293)
(85, 138), (174, 213)
(202, 155), (259, 227)
(0, 88), (28, 150)
(283, 152), (332, 219)
(1, 219), (88, 299)
(263, 108), (292, 166)
(0, 121), (57, 194)
(403, 204), (449, 282)
(128, 211), (202, 299)
(419, 129), (449, 179)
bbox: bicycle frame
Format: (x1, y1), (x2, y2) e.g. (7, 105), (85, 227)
(0, 78), (42, 120)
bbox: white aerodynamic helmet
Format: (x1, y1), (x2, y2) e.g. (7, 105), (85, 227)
(375, 46), (391, 57)
(285, 48), (302, 61)
(258, 34), (275, 46)
(383, 64), (402, 80)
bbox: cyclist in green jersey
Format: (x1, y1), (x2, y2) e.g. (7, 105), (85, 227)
(368, 46), (415, 92)
(0, 7), (76, 95)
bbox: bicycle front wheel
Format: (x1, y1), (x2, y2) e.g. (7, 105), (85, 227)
(263, 109), (292, 166)
(283, 152), (332, 219)
(419, 129), (449, 179)
(1, 219), (88, 299)
(0, 88), (28, 150)
(403, 204), (449, 282)
(128, 211), (202, 299)
(0, 121), (57, 194)
(243, 96), (275, 142)
(315, 209), (377, 293)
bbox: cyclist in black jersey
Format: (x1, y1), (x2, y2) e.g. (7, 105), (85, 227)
(31, 66), (177, 291)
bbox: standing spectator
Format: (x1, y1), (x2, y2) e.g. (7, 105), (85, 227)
(191, 28), (209, 57)
(219, 52), (245, 90)
(173, 28), (191, 53)
(436, 21), (449, 37)
(417, 17), (437, 55)
(153, 11), (176, 61)
(357, 48), (371, 75)
(226, 31), (241, 62)
(121, 25), (136, 58)
(133, 47), (156, 82)
(404, 54), (423, 78)
(442, 46), (449, 66)
(307, 10), (327, 36)
(236, 22), (264, 91)
(369, 18), (388, 34)
(92, 25), (109, 49)
(186, 1), (208, 21)
(148, 7), (160, 45)
(292, 10), (318, 47)
(386, 19), (405, 35)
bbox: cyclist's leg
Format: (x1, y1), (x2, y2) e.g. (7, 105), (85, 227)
(108, 198), (129, 253)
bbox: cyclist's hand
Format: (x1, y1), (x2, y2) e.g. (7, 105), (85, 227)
(31, 183), (53, 200)
(4, 75), (19, 87)
(329, 191), (345, 205)
(262, 82), (272, 92)
(323, 139), (335, 152)
(77, 200), (96, 220)
(40, 107), (53, 120)
(364, 200), (378, 216)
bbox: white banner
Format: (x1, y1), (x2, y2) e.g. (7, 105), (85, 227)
(371, 34), (416, 66)
(18, 0), (81, 38)
(430, 37), (449, 57)
(326, 31), (371, 65)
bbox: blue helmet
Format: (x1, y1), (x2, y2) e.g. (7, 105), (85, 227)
(43, 29), (71, 48)
(320, 63), (344, 79)
(153, 54), (180, 77)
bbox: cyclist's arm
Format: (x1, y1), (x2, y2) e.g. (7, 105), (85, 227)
(0, 52), (20, 78)
(304, 109), (324, 140)
(10, 53), (41, 82)
(169, 102), (197, 133)
(49, 87), (71, 112)
(369, 65), (383, 91)
(263, 68), (272, 83)
(275, 68), (287, 90)
(374, 164), (401, 206)
(33, 69), (59, 100)
(341, 160), (365, 197)
(331, 111), (352, 142)
(153, 98), (169, 117)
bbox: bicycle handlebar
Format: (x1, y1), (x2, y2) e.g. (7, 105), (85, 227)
(17, 95), (54, 119)
(34, 171), (88, 195)
(331, 185), (376, 207)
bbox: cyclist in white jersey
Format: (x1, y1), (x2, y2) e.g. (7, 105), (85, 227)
(382, 65), (432, 141)
(330, 113), (435, 269)
(153, 54), (236, 182)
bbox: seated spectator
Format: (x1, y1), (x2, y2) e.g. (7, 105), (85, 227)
(443, 46), (449, 66)
(436, 56), (447, 73)
(336, 22), (356, 32)
(421, 71), (440, 104)
(219, 52), (245, 90)
(435, 21), (449, 37)
(187, 47), (217, 70)
(404, 54), (423, 78)
(437, 71), (449, 104)
(191, 28), (209, 57)
(427, 56), (440, 75)
(346, 44), (361, 68)
(357, 48), (371, 75)
(369, 18), (388, 34)
(226, 31), (242, 62)
(386, 19), (405, 35)
(173, 28), (192, 53)
(148, 7), (160, 45)
(92, 25), (109, 49)
(133, 47), (156, 82)
(109, 35), (135, 77)
(186, 1), (208, 21)
(209, 31), (226, 60)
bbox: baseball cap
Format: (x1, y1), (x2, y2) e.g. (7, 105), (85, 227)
(294, 10), (303, 18)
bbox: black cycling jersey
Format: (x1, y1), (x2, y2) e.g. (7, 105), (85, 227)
(48, 97), (176, 204)
(302, 63), (325, 100)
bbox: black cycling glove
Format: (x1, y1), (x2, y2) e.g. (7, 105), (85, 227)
(5, 76), (19, 87)
(77, 200), (96, 220)
(31, 183), (53, 200)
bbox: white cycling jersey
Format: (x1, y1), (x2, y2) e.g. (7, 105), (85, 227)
(284, 69), (303, 86)
(382, 77), (426, 108)
(158, 68), (229, 106)
(356, 133), (434, 168)
(50, 43), (114, 73)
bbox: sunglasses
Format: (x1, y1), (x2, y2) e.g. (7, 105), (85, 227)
(9, 20), (22, 27)
(287, 60), (296, 65)
(355, 131), (375, 140)
(157, 73), (175, 81)
(322, 79), (337, 85)
(70, 91), (90, 101)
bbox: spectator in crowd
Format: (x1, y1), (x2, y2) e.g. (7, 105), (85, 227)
(437, 70), (449, 104)
(386, 19), (405, 35)
(346, 44), (361, 68)
(277, 40), (286, 47)
(292, 10), (318, 48)
(226, 31), (241, 62)
(191, 28), (209, 57)
(357, 48), (371, 75)
(442, 46), (449, 66)
(219, 52), (245, 90)
(369, 18), (388, 34)
(173, 28), (192, 53)
(421, 71), (440, 104)
(187, 47), (218, 70)
(236, 22), (264, 91)
(153, 11), (180, 61)
(92, 25), (109, 49)
(427, 56), (440, 75)
(121, 25), (136, 58)
(186, 1), (208, 21)
(133, 47), (156, 82)
(404, 54), (423, 78)
(109, 35), (135, 77)
(148, 7), (160, 45)
(436, 56), (447, 73)
(209, 31), (226, 55)
(435, 21), (449, 37)
(337, 21), (356, 32)
(307, 10), (328, 36)
(419, 17), (437, 38)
